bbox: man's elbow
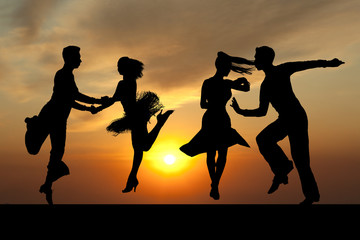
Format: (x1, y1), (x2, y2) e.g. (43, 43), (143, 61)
(255, 109), (267, 117)
(259, 112), (267, 117)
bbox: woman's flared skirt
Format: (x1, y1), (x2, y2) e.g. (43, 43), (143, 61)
(180, 127), (250, 157)
(106, 91), (163, 135)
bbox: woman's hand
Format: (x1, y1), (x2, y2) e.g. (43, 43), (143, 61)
(233, 77), (250, 92)
(90, 105), (100, 114)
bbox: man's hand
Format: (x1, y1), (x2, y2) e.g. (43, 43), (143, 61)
(230, 97), (242, 114)
(328, 58), (345, 67)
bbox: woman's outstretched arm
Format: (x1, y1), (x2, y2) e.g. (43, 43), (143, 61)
(91, 81), (123, 114)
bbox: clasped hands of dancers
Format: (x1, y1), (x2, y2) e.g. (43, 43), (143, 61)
(25, 45), (344, 205)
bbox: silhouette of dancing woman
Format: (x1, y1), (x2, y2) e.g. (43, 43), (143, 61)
(230, 46), (344, 204)
(25, 46), (108, 205)
(92, 57), (174, 193)
(180, 52), (252, 200)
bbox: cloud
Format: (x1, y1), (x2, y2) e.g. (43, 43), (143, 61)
(1, 0), (359, 108)
(71, 0), (359, 93)
(11, 0), (61, 42)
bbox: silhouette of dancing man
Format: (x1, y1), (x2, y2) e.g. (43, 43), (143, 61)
(229, 46), (344, 204)
(92, 57), (174, 193)
(25, 46), (108, 205)
(180, 52), (252, 200)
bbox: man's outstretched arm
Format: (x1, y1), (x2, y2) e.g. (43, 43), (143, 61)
(72, 101), (93, 112)
(285, 58), (344, 74)
(76, 92), (109, 105)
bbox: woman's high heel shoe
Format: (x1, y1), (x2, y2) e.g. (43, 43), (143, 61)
(210, 184), (220, 200)
(122, 177), (139, 193)
(157, 110), (174, 126)
(39, 184), (53, 205)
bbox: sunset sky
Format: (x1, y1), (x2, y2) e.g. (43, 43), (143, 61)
(1, 0), (359, 204)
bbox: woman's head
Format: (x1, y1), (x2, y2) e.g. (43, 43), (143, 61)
(117, 57), (144, 79)
(216, 52), (253, 76)
(215, 53), (232, 76)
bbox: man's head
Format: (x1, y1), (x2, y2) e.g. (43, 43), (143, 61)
(62, 46), (81, 68)
(254, 46), (275, 70)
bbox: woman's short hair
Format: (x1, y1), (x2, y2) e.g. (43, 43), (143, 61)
(118, 57), (144, 79)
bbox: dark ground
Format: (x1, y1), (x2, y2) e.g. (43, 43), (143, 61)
(2, 204), (358, 237)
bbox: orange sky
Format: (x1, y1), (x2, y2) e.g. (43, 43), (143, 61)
(1, 0), (360, 204)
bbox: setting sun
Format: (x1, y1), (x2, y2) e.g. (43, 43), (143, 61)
(143, 136), (200, 177)
(164, 154), (176, 165)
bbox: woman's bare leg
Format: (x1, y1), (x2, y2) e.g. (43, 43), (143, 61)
(123, 110), (174, 193)
(123, 130), (144, 193)
(206, 150), (216, 185)
(143, 110), (174, 151)
(214, 147), (228, 186)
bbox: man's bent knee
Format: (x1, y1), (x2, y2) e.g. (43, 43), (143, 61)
(256, 133), (266, 149)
